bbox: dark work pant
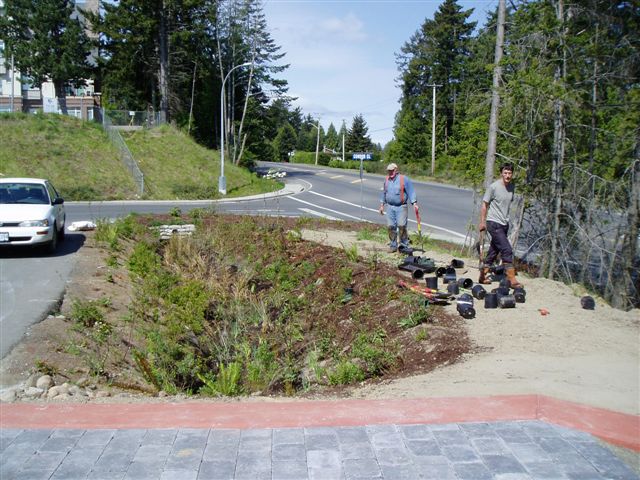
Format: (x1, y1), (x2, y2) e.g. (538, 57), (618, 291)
(484, 221), (513, 265)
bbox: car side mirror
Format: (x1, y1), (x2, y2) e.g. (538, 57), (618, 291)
(52, 197), (64, 205)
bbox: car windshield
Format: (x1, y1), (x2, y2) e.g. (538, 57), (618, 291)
(0, 183), (50, 205)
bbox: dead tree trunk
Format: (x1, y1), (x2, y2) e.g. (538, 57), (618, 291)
(546, 0), (567, 280)
(158, 0), (170, 123)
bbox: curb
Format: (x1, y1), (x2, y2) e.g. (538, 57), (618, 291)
(1, 394), (637, 451)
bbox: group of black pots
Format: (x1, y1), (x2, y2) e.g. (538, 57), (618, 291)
(423, 262), (527, 320)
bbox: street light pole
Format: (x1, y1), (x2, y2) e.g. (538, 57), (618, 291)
(219, 62), (251, 195)
(314, 119), (321, 165)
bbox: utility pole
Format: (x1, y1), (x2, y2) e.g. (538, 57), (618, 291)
(314, 118), (321, 165)
(342, 119), (346, 162)
(427, 84), (442, 176)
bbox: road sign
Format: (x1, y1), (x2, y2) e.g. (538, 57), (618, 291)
(352, 152), (372, 160)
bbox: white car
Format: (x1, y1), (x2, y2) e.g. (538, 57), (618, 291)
(0, 178), (66, 253)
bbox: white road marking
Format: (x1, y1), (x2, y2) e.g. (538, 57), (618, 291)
(329, 175), (344, 179)
(306, 190), (466, 238)
(350, 179), (364, 184)
(289, 196), (371, 222)
(298, 208), (341, 221)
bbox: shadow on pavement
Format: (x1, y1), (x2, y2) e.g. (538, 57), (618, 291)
(0, 232), (86, 259)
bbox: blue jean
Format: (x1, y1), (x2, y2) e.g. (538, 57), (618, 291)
(484, 220), (513, 265)
(386, 204), (409, 249)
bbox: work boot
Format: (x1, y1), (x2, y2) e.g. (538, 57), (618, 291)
(478, 267), (492, 285)
(388, 226), (397, 253)
(505, 265), (523, 289)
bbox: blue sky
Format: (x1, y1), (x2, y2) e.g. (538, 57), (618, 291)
(263, 0), (496, 146)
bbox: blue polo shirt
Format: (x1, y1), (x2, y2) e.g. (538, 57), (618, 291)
(380, 175), (417, 206)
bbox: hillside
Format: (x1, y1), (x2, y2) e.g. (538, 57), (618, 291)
(0, 113), (277, 200)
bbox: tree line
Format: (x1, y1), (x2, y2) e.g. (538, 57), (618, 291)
(1, 0), (637, 308)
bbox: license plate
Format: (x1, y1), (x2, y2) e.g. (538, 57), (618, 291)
(0, 232), (8, 242)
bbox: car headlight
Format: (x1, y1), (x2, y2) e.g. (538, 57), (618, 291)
(19, 219), (50, 227)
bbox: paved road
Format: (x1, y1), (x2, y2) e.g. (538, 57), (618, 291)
(2, 420), (637, 480)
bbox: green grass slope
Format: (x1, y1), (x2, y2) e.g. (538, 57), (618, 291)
(122, 125), (277, 199)
(0, 113), (136, 200)
(0, 113), (278, 200)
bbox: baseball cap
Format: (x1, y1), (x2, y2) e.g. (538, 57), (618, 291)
(386, 163), (398, 171)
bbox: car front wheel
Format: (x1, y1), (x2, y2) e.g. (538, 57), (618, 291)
(46, 225), (58, 254)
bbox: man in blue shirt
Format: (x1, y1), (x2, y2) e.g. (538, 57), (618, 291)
(379, 163), (419, 253)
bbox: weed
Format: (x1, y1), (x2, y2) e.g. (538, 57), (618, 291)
(415, 329), (429, 341)
(169, 206), (182, 217)
(338, 267), (353, 285)
(398, 307), (431, 329)
(34, 360), (59, 377)
(351, 328), (396, 375)
(106, 254), (118, 268)
(199, 362), (242, 396)
(71, 299), (105, 327)
(127, 241), (161, 277)
(341, 242), (359, 262)
(329, 361), (365, 385)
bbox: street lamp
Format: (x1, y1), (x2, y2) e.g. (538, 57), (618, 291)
(219, 62), (252, 195)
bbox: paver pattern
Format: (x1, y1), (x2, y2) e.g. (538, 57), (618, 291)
(1, 420), (637, 480)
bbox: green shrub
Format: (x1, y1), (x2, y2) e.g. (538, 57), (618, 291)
(127, 241), (161, 277)
(329, 361), (365, 385)
(71, 299), (105, 328)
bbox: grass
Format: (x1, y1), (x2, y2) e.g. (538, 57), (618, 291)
(0, 112), (280, 200)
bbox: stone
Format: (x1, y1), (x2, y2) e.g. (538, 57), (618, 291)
(36, 375), (54, 390)
(24, 387), (44, 398)
(96, 390), (111, 398)
(25, 373), (39, 388)
(0, 389), (17, 402)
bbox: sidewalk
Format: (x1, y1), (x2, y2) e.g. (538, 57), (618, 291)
(1, 394), (638, 479)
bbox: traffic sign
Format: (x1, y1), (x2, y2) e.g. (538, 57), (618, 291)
(352, 152), (372, 160)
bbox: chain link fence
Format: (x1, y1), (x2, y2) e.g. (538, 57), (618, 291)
(101, 109), (145, 196)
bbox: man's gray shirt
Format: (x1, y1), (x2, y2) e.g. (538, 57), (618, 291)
(483, 179), (515, 226)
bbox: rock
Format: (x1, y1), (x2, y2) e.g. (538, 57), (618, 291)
(25, 373), (39, 388)
(24, 387), (44, 398)
(76, 377), (90, 388)
(68, 385), (87, 396)
(96, 391), (111, 398)
(51, 393), (72, 401)
(36, 375), (54, 390)
(158, 391), (168, 397)
(0, 389), (17, 402)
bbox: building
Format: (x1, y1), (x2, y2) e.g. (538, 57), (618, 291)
(0, 0), (100, 120)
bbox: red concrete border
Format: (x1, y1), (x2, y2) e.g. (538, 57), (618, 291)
(1, 394), (637, 451)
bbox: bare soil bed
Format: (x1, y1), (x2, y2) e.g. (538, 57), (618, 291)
(1, 219), (638, 419)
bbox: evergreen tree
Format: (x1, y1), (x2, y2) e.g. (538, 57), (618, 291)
(0, 0), (93, 113)
(394, 0), (475, 165)
(324, 123), (339, 152)
(273, 123), (297, 161)
(346, 114), (372, 152)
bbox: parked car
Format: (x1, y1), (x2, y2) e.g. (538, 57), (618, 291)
(0, 178), (66, 253)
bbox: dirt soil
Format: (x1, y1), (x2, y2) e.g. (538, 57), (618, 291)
(1, 225), (638, 418)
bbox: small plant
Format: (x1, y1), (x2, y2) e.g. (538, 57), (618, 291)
(398, 307), (431, 329)
(71, 299), (105, 327)
(329, 361), (365, 385)
(106, 254), (118, 268)
(34, 359), (59, 376)
(340, 242), (359, 262)
(169, 206), (182, 217)
(338, 267), (353, 285)
(415, 329), (429, 341)
(199, 362), (242, 396)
